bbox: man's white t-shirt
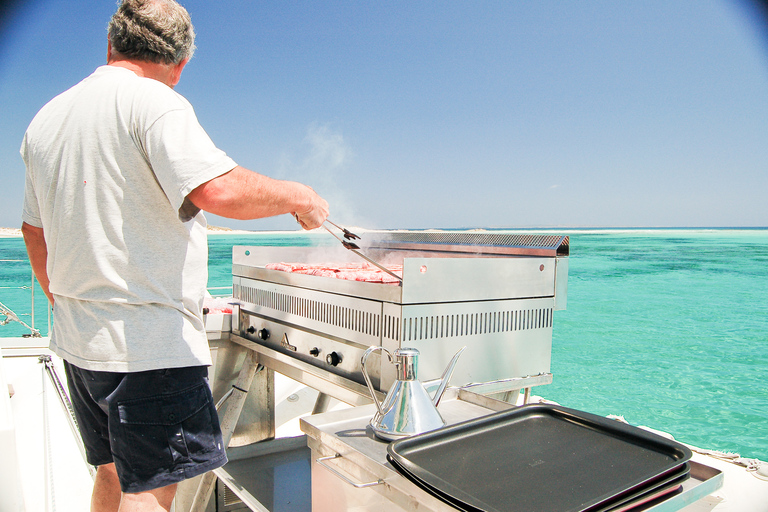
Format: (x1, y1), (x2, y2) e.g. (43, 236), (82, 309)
(21, 65), (237, 372)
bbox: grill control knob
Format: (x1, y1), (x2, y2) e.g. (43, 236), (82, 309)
(326, 351), (342, 367)
(257, 329), (270, 341)
(246, 326), (256, 335)
(309, 347), (320, 357)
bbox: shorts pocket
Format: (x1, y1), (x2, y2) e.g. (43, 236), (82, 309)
(116, 383), (218, 471)
(117, 383), (210, 426)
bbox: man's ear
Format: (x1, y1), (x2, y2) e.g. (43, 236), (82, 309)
(170, 59), (189, 88)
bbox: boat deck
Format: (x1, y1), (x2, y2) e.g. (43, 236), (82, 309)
(3, 335), (767, 512)
(1, 340), (93, 511)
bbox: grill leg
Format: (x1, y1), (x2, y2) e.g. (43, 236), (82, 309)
(312, 392), (331, 415)
(189, 350), (261, 512)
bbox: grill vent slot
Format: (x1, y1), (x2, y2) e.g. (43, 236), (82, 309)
(402, 308), (552, 342)
(236, 285), (552, 344)
(235, 284), (381, 337)
(383, 315), (401, 342)
(223, 484), (242, 507)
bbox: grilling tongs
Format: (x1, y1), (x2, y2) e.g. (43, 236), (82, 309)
(322, 220), (403, 283)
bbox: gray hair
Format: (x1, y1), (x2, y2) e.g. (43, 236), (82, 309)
(108, 0), (196, 65)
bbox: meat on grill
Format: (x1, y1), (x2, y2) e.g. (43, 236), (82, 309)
(265, 262), (402, 283)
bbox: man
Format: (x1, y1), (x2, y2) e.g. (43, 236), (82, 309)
(20, 1), (328, 510)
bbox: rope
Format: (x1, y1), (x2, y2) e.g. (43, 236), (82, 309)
(689, 445), (765, 471)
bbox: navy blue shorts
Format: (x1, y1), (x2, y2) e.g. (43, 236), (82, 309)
(64, 362), (228, 493)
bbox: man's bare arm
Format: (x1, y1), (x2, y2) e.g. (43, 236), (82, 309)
(187, 166), (329, 229)
(21, 222), (54, 305)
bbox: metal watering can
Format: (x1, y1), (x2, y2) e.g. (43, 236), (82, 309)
(361, 345), (466, 441)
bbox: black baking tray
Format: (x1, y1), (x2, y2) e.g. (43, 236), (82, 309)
(388, 458), (689, 512)
(599, 463), (688, 512)
(604, 473), (686, 512)
(387, 404), (692, 512)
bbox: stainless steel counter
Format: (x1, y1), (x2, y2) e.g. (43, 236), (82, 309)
(300, 391), (723, 512)
(197, 314), (723, 512)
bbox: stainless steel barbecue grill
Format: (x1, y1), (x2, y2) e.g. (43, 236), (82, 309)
(230, 231), (569, 404)
(181, 231), (722, 512)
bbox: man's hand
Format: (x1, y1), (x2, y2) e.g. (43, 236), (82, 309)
(293, 184), (329, 230)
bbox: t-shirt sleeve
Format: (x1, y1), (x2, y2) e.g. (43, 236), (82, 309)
(142, 103), (237, 218)
(20, 134), (44, 228)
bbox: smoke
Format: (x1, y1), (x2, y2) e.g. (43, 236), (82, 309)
(277, 122), (370, 227)
(303, 123), (349, 176)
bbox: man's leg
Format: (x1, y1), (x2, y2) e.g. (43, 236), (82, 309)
(118, 483), (177, 512)
(91, 463), (121, 512)
(90, 462), (177, 512)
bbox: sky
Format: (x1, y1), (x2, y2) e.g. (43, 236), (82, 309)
(1, 0), (767, 231)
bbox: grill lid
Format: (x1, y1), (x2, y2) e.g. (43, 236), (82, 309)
(366, 232), (569, 257)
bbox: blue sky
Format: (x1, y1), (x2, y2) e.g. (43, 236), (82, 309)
(1, 0), (767, 230)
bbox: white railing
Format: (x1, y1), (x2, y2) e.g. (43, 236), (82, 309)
(0, 261), (48, 337)
(207, 286), (233, 298)
(2, 264), (231, 338)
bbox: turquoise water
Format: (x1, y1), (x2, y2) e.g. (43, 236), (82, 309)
(542, 229), (768, 461)
(2, 229), (767, 460)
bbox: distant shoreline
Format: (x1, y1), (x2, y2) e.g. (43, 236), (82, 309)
(2, 225), (766, 239)
(0, 227), (22, 237)
(0, 225), (321, 238)
(0, 225), (273, 238)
